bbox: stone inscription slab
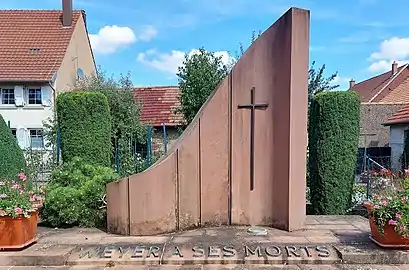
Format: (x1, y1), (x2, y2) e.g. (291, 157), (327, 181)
(70, 243), (341, 265)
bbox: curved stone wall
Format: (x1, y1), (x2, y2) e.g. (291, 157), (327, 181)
(107, 7), (310, 235)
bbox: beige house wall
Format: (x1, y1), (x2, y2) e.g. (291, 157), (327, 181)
(55, 15), (96, 92)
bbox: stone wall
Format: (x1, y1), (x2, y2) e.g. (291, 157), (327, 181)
(151, 126), (180, 154)
(359, 103), (405, 148)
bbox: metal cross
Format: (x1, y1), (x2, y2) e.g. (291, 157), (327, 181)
(237, 87), (268, 191)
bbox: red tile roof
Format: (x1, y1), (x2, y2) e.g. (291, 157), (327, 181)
(384, 104), (409, 125)
(0, 10), (82, 81)
(134, 86), (183, 126)
(350, 65), (409, 103)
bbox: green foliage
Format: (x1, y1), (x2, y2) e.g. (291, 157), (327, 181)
(308, 61), (339, 106)
(177, 48), (230, 125)
(41, 157), (118, 227)
(56, 91), (112, 167)
(0, 115), (26, 180)
(73, 69), (146, 175)
(236, 30), (262, 58)
(0, 172), (45, 218)
(308, 91), (360, 215)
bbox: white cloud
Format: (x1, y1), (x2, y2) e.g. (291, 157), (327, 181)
(369, 37), (409, 60)
(367, 37), (409, 73)
(89, 25), (158, 54)
(367, 60), (407, 73)
(137, 49), (235, 75)
(137, 25), (157, 41)
(332, 75), (351, 89)
(89, 25), (137, 54)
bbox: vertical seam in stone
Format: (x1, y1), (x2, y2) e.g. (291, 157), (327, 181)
(127, 176), (131, 236)
(176, 149), (180, 231)
(198, 118), (202, 226)
(228, 72), (233, 225)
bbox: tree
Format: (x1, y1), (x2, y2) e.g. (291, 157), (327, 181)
(0, 114), (26, 180)
(308, 61), (339, 106)
(71, 68), (146, 176)
(177, 48), (230, 125)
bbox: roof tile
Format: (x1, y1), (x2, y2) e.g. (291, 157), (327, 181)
(0, 10), (82, 81)
(134, 86), (183, 126)
(351, 65), (409, 102)
(384, 104), (409, 125)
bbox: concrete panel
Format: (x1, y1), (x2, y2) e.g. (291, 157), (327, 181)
(271, 8), (309, 231)
(128, 152), (177, 235)
(106, 178), (129, 235)
(200, 78), (230, 225)
(177, 122), (200, 229)
(106, 7), (310, 235)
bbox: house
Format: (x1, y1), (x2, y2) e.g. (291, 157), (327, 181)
(134, 86), (184, 154)
(0, 0), (96, 151)
(383, 105), (409, 171)
(350, 61), (409, 171)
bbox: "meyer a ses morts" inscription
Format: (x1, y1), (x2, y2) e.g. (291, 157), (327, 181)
(78, 244), (334, 261)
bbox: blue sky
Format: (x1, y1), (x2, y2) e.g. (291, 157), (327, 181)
(3, 0), (409, 89)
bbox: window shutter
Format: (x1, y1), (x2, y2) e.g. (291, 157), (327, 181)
(14, 86), (24, 107)
(41, 86), (52, 106)
(16, 127), (28, 149)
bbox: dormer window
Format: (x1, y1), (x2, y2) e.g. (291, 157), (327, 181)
(0, 88), (15, 105)
(29, 48), (41, 53)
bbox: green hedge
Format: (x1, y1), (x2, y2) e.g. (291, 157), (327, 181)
(0, 115), (26, 180)
(308, 91), (360, 215)
(56, 92), (112, 167)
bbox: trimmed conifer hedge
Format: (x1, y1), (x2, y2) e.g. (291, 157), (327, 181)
(0, 114), (26, 180)
(308, 91), (360, 215)
(56, 92), (112, 167)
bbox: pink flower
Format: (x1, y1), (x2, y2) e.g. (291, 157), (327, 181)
(17, 173), (26, 181)
(11, 183), (19, 189)
(19, 190), (24, 195)
(29, 196), (36, 202)
(381, 200), (388, 206)
(388, 219), (397, 226)
(14, 207), (22, 214)
(405, 169), (409, 175)
(374, 205), (380, 209)
(396, 213), (402, 219)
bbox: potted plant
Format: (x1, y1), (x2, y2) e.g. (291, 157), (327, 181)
(363, 169), (409, 248)
(0, 172), (45, 250)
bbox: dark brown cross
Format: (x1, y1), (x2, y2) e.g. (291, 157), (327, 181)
(237, 87), (268, 191)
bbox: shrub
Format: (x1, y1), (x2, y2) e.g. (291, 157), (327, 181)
(56, 92), (112, 167)
(41, 157), (118, 227)
(308, 91), (360, 214)
(0, 115), (26, 180)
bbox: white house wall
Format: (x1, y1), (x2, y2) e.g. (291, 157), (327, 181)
(389, 125), (408, 172)
(0, 84), (53, 150)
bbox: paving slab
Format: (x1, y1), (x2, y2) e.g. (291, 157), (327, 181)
(0, 216), (408, 268)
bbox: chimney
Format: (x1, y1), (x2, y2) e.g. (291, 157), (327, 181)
(349, 79), (355, 89)
(392, 61), (398, 75)
(62, 0), (73, 27)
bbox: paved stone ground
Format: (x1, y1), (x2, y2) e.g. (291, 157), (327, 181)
(1, 216), (409, 269)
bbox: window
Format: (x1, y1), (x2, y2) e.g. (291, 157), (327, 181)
(28, 88), (42, 105)
(0, 88), (15, 104)
(29, 129), (43, 149)
(10, 128), (16, 138)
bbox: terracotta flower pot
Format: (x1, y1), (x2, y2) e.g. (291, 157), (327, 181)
(363, 202), (409, 248)
(0, 211), (38, 250)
